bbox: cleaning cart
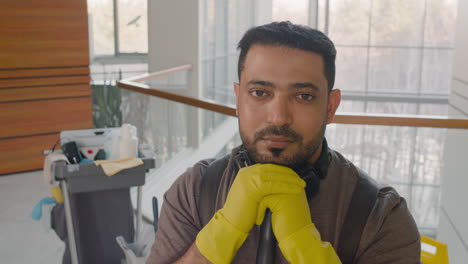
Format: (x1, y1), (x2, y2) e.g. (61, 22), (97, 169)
(51, 128), (155, 264)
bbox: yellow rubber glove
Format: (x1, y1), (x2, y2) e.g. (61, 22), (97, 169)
(260, 191), (342, 264)
(196, 164), (306, 264)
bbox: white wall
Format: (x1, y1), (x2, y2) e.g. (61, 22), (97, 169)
(439, 1), (468, 263)
(147, 0), (201, 148)
(147, 0), (200, 94)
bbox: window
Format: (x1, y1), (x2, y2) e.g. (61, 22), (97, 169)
(87, 0), (148, 57)
(88, 0), (149, 128)
(200, 0), (255, 141)
(315, 0), (459, 237)
(272, 0), (310, 25)
(316, 0), (458, 116)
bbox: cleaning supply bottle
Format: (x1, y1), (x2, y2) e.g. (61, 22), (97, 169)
(118, 124), (138, 159)
(104, 129), (120, 160)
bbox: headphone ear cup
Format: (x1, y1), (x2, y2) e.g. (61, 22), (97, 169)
(305, 177), (321, 200)
(302, 142), (331, 200)
(296, 165), (321, 200)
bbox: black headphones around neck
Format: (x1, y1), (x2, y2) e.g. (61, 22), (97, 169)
(293, 138), (331, 200)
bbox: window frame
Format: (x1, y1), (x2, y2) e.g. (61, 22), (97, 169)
(89, 0), (149, 63)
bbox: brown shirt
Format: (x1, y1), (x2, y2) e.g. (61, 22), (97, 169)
(147, 147), (421, 263)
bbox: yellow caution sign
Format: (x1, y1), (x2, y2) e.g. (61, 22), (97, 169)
(421, 235), (449, 264)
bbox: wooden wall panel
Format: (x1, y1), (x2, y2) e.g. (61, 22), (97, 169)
(0, 97), (92, 138)
(0, 84), (91, 102)
(0, 133), (60, 175)
(0, 75), (90, 89)
(0, 1), (89, 69)
(0, 0), (92, 175)
(0, 66), (90, 79)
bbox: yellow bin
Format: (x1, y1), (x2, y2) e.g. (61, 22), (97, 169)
(421, 235), (449, 264)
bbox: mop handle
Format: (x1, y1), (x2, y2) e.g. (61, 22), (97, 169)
(256, 209), (276, 264)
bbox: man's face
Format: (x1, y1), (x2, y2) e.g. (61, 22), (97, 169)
(234, 45), (340, 166)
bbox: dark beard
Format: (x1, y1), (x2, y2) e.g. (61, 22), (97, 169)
(240, 124), (326, 167)
(269, 148), (283, 157)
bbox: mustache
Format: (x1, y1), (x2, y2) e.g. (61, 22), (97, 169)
(253, 126), (303, 143)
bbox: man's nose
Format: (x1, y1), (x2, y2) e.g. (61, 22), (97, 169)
(266, 96), (293, 127)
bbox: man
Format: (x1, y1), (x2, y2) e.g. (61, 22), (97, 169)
(147, 21), (420, 263)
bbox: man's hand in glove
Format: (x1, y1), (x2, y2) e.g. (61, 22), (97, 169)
(260, 187), (342, 264)
(196, 164), (306, 264)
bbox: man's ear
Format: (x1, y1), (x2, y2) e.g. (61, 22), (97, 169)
(326, 89), (341, 124)
(234, 82), (240, 116)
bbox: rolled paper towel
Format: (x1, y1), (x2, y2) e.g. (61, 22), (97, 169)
(119, 124), (138, 159)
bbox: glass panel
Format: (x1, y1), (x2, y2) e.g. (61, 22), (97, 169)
(87, 0), (115, 55)
(214, 56), (228, 97)
(413, 127), (446, 185)
(90, 63), (148, 83)
(366, 101), (418, 115)
(202, 59), (215, 98)
(201, 110), (237, 143)
(424, 0), (458, 47)
(326, 123), (447, 236)
(91, 63), (147, 128)
(121, 90), (190, 166)
(410, 185), (441, 237)
(201, 0), (216, 59)
(368, 48), (422, 93)
(419, 103), (449, 116)
(124, 69), (191, 164)
(421, 49), (453, 95)
(337, 99), (449, 116)
(117, 0), (148, 53)
(334, 47), (368, 92)
(272, 0), (309, 25)
(327, 124), (413, 185)
(391, 183), (410, 203)
(228, 0), (253, 52)
(370, 0), (425, 46)
(227, 53), (239, 85)
(337, 99), (366, 113)
(228, 0), (239, 52)
(316, 0), (328, 32)
(201, 0), (254, 107)
(322, 0), (457, 118)
(328, 0), (370, 45)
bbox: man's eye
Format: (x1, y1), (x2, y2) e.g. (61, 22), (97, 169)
(296, 94), (315, 101)
(250, 90), (267, 97)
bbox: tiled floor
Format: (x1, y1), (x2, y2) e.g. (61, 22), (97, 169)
(0, 170), (154, 264)
(0, 170), (64, 264)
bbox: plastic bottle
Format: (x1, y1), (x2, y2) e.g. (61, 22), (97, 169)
(104, 129), (120, 160)
(118, 124), (138, 159)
